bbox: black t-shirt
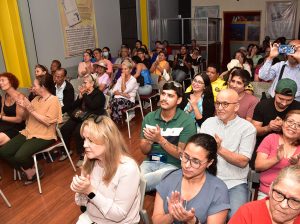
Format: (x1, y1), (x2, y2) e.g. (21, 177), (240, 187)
(141, 58), (151, 69)
(174, 54), (193, 75)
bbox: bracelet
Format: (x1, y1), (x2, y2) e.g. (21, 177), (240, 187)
(194, 216), (200, 224)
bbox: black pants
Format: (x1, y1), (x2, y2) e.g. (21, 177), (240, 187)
(60, 118), (84, 155)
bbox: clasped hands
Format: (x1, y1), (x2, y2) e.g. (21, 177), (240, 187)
(16, 97), (34, 112)
(276, 144), (300, 165)
(70, 173), (94, 195)
(143, 124), (162, 144)
(167, 191), (196, 224)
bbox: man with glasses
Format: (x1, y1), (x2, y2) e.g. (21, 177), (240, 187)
(200, 89), (257, 218)
(229, 165), (300, 224)
(139, 81), (196, 192)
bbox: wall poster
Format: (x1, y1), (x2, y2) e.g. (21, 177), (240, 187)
(266, 1), (297, 39)
(58, 0), (98, 57)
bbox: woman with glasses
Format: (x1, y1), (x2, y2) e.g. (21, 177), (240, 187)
(152, 133), (230, 224)
(60, 74), (106, 167)
(71, 116), (141, 224)
(229, 165), (300, 224)
(180, 73), (215, 130)
(255, 110), (300, 199)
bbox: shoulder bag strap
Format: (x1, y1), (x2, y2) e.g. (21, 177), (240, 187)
(278, 64), (286, 81)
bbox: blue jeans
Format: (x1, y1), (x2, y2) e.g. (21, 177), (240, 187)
(228, 183), (249, 219)
(140, 161), (178, 192)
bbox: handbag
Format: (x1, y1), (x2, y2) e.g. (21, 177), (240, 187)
(71, 108), (92, 122)
(162, 69), (170, 81)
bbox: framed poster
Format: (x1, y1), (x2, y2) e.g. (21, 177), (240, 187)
(266, 1), (297, 39)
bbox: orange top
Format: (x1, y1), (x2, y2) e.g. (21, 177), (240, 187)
(20, 95), (62, 140)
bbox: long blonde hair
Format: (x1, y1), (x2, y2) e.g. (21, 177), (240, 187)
(80, 116), (130, 184)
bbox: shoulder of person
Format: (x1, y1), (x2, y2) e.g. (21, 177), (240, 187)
(290, 100), (300, 109)
(206, 172), (228, 190)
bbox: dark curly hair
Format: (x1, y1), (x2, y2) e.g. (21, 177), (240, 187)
(0, 72), (19, 89)
(185, 133), (218, 175)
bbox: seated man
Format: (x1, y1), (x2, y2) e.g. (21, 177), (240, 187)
(140, 81), (196, 192)
(229, 165), (300, 224)
(252, 78), (300, 147)
(228, 68), (259, 121)
(200, 89), (257, 218)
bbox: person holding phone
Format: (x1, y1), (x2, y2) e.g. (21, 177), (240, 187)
(259, 40), (300, 101)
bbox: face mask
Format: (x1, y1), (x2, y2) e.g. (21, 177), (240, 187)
(102, 52), (109, 57)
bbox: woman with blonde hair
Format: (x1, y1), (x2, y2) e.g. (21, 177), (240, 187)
(71, 116), (141, 224)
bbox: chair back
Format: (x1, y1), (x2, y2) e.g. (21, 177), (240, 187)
(139, 176), (146, 210)
(104, 94), (110, 110)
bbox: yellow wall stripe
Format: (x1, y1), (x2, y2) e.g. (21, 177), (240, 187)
(140, 0), (149, 47)
(0, 0), (31, 87)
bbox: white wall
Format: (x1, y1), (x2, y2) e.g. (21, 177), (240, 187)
(19, 0), (122, 73)
(192, 0), (300, 43)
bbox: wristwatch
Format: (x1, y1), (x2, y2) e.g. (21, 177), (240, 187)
(87, 192), (96, 199)
(194, 216), (200, 224)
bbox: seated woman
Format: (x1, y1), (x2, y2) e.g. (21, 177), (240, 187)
(152, 133), (230, 224)
(172, 45), (193, 82)
(0, 75), (62, 183)
(255, 110), (300, 199)
(150, 51), (170, 91)
(132, 56), (152, 96)
(71, 116), (141, 224)
(180, 72), (215, 131)
(110, 60), (139, 123)
(61, 73), (106, 167)
(229, 165), (300, 224)
(95, 60), (110, 94)
(78, 52), (93, 78)
(0, 73), (25, 146)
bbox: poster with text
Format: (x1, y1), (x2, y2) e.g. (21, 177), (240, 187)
(266, 1), (297, 39)
(58, 0), (98, 57)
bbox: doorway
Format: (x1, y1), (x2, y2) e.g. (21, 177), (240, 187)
(223, 11), (261, 69)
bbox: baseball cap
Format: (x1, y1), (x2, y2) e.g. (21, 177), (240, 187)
(275, 78), (297, 97)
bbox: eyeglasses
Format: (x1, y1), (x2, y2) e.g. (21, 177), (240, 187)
(192, 79), (204, 85)
(167, 81), (182, 88)
(285, 119), (300, 129)
(272, 188), (300, 210)
(179, 152), (207, 169)
(215, 101), (238, 109)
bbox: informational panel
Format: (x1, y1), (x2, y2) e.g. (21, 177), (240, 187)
(57, 0), (98, 57)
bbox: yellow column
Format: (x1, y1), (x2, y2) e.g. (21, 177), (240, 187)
(0, 0), (31, 87)
(140, 0), (149, 47)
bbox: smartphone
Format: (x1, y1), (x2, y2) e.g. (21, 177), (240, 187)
(278, 45), (295, 54)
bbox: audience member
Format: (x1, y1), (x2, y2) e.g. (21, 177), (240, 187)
(200, 89), (257, 218)
(93, 48), (113, 76)
(137, 48), (151, 69)
(190, 47), (203, 75)
(229, 165), (300, 224)
(78, 52), (93, 78)
(110, 60), (138, 123)
(102, 47), (112, 61)
(94, 61), (110, 94)
(152, 133), (230, 224)
(71, 116), (140, 224)
(50, 59), (61, 76)
(113, 45), (130, 82)
(252, 79), (300, 144)
(0, 73), (25, 146)
(85, 49), (96, 63)
(259, 40), (300, 101)
(140, 81), (196, 192)
(172, 45), (193, 82)
(247, 44), (262, 68)
(234, 50), (252, 77)
(132, 56), (152, 95)
(228, 69), (259, 121)
(206, 64), (227, 101)
(150, 51), (170, 92)
(54, 68), (75, 119)
(132, 39), (142, 56)
(162, 40), (172, 55)
(180, 72), (215, 130)
(0, 75), (62, 184)
(60, 73), (105, 167)
(255, 110), (300, 199)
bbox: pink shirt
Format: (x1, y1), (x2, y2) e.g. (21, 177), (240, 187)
(103, 59), (113, 74)
(257, 133), (300, 194)
(237, 93), (259, 119)
(97, 73), (110, 94)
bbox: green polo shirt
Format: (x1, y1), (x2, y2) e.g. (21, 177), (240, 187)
(141, 108), (197, 167)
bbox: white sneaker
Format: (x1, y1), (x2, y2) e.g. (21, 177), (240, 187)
(126, 113), (135, 122)
(58, 150), (73, 161)
(143, 102), (151, 109)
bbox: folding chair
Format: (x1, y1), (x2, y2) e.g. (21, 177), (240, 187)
(0, 176), (11, 207)
(124, 93), (144, 139)
(248, 169), (260, 201)
(32, 125), (76, 194)
(139, 176), (150, 224)
(139, 74), (160, 112)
